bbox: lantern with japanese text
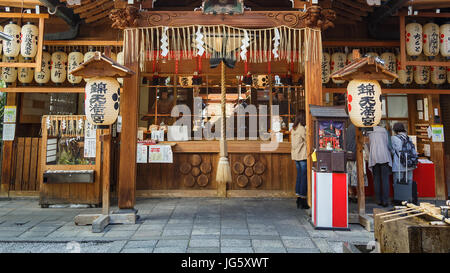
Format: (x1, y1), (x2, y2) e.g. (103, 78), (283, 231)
(116, 51), (124, 85)
(431, 55), (446, 85)
(18, 55), (34, 85)
(423, 22), (439, 58)
(35, 49), (50, 85)
(381, 52), (397, 85)
(51, 50), (67, 84)
(396, 54), (413, 85)
(3, 22), (21, 59)
(68, 50), (84, 84)
(331, 52), (346, 84)
(20, 22), (38, 60)
(406, 22), (423, 57)
(347, 52), (354, 65)
(84, 46), (96, 63)
(321, 52), (330, 84)
(414, 54), (430, 85)
(440, 23), (450, 58)
(2, 55), (17, 85)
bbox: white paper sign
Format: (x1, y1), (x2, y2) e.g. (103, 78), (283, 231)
(2, 123), (15, 141)
(137, 144), (148, 163)
(418, 112), (423, 120)
(84, 122), (96, 158)
(3, 106), (16, 123)
(148, 145), (173, 163)
(424, 98), (429, 121)
(168, 126), (189, 141)
(117, 115), (122, 133)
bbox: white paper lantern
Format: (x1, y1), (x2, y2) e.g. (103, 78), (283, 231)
(68, 51), (84, 84)
(380, 52), (397, 85)
(18, 55), (34, 85)
(365, 52), (379, 58)
(116, 51), (124, 85)
(20, 22), (38, 59)
(406, 22), (422, 57)
(85, 77), (120, 127)
(321, 52), (330, 84)
(84, 47), (96, 63)
(396, 54), (413, 85)
(414, 54), (430, 85)
(2, 55), (17, 84)
(447, 66), (450, 84)
(51, 51), (67, 84)
(423, 22), (439, 57)
(347, 79), (382, 128)
(431, 55), (446, 85)
(3, 22), (21, 59)
(35, 50), (51, 85)
(440, 23), (450, 57)
(331, 52), (346, 84)
(347, 52), (354, 65)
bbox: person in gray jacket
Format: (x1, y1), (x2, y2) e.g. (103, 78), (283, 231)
(367, 125), (392, 207)
(391, 122), (416, 187)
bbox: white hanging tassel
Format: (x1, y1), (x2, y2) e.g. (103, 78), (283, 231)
(160, 26), (169, 57)
(273, 28), (280, 59)
(240, 29), (249, 61)
(196, 26), (205, 57)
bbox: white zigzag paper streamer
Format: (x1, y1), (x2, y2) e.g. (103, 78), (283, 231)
(240, 30), (250, 61)
(195, 26), (205, 57)
(160, 26), (169, 57)
(272, 28), (280, 59)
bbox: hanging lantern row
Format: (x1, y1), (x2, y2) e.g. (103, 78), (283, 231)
(406, 22), (450, 58)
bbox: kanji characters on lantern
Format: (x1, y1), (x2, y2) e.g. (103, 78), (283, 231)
(406, 22), (423, 57)
(347, 79), (382, 128)
(85, 77), (121, 127)
(321, 52), (330, 84)
(431, 55), (446, 85)
(381, 52), (396, 85)
(35, 49), (51, 85)
(51, 50), (68, 84)
(331, 52), (346, 85)
(423, 22), (440, 58)
(440, 23), (450, 58)
(20, 22), (39, 60)
(2, 55), (17, 85)
(68, 50), (84, 84)
(3, 21), (21, 59)
(414, 54), (430, 85)
(18, 55), (34, 85)
(396, 54), (414, 85)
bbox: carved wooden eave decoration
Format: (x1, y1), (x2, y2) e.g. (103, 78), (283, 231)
(331, 56), (398, 81)
(70, 52), (135, 78)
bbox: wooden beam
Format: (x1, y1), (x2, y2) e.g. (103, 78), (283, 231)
(406, 60), (450, 67)
(333, 1), (369, 17)
(79, 1), (114, 19)
(400, 13), (406, 70)
(0, 87), (84, 93)
(44, 40), (123, 46)
(0, 0), (41, 8)
(0, 12), (49, 19)
(339, 0), (374, 12)
(323, 40), (400, 47)
(334, 7), (363, 22)
(323, 88), (450, 95)
(84, 9), (111, 24)
(73, 0), (109, 14)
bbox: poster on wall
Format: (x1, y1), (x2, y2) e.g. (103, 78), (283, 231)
(2, 123), (15, 141)
(137, 144), (148, 163)
(84, 122), (96, 158)
(3, 106), (16, 123)
(148, 145), (173, 163)
(431, 124), (444, 142)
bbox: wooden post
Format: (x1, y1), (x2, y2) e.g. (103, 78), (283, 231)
(0, 93), (17, 196)
(399, 13), (406, 71)
(355, 127), (365, 215)
(102, 129), (111, 215)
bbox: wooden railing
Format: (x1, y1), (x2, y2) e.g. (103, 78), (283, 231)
(9, 137), (42, 192)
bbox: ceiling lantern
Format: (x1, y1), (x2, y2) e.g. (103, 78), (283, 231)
(35, 49), (51, 85)
(85, 76), (121, 127)
(321, 52), (330, 84)
(67, 50), (84, 85)
(347, 79), (382, 128)
(396, 53), (413, 85)
(430, 55), (446, 85)
(406, 22), (422, 57)
(84, 46), (96, 63)
(2, 55), (17, 85)
(380, 52), (397, 85)
(18, 55), (34, 85)
(440, 23), (450, 58)
(414, 54), (430, 85)
(423, 22), (439, 58)
(51, 50), (67, 84)
(3, 21), (21, 59)
(116, 51), (124, 85)
(20, 22), (39, 60)
(331, 52), (346, 85)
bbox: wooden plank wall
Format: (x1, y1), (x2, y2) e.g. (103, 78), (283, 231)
(9, 137), (41, 192)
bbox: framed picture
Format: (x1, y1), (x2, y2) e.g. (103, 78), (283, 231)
(202, 0), (244, 15)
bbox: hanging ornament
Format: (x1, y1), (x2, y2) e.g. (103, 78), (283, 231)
(2, 55), (17, 85)
(414, 54), (430, 85)
(160, 26), (169, 57)
(3, 21), (21, 59)
(347, 79), (382, 128)
(396, 53), (413, 86)
(406, 22), (422, 57)
(116, 51), (124, 85)
(68, 49), (84, 85)
(430, 55), (446, 85)
(240, 29), (249, 61)
(331, 52), (346, 84)
(20, 22), (39, 60)
(440, 23), (450, 58)
(85, 77), (121, 127)
(321, 52), (331, 84)
(272, 28), (280, 59)
(18, 55), (34, 85)
(51, 50), (68, 84)
(423, 22), (439, 58)
(35, 49), (51, 85)
(195, 26), (205, 57)
(84, 46), (96, 62)
(380, 52), (397, 85)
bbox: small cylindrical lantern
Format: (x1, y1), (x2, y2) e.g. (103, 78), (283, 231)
(18, 55), (34, 85)
(20, 22), (38, 60)
(51, 50), (67, 84)
(396, 53), (413, 85)
(347, 79), (382, 128)
(381, 52), (397, 85)
(321, 52), (331, 84)
(440, 23), (450, 58)
(414, 54), (430, 85)
(85, 76), (121, 127)
(406, 22), (423, 57)
(331, 52), (346, 84)
(423, 22), (439, 58)
(3, 21), (21, 59)
(431, 55), (446, 85)
(35, 49), (51, 85)
(116, 51), (124, 85)
(84, 46), (96, 63)
(68, 50), (84, 85)
(2, 55), (17, 85)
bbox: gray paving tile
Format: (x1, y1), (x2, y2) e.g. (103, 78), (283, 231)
(221, 247), (254, 253)
(189, 239), (220, 248)
(121, 248), (153, 253)
(287, 248), (320, 253)
(125, 240), (158, 248)
(281, 237), (316, 249)
(221, 228), (249, 236)
(162, 228), (191, 236)
(153, 246), (187, 253)
(187, 248), (220, 253)
(253, 247), (286, 253)
(221, 239), (251, 247)
(252, 239), (284, 248)
(156, 239), (189, 248)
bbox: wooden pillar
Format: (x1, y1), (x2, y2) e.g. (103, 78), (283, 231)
(102, 129), (111, 215)
(304, 28), (323, 206)
(355, 127), (365, 215)
(1, 93), (17, 196)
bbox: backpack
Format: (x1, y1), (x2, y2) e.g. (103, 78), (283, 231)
(396, 134), (418, 169)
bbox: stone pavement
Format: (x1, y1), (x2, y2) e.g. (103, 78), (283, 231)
(0, 198), (375, 253)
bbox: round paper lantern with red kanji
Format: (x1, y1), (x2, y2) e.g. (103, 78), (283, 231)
(440, 23), (450, 57)
(331, 52), (346, 84)
(406, 22), (423, 57)
(18, 55), (33, 85)
(414, 54), (430, 85)
(431, 55), (446, 85)
(116, 51), (124, 85)
(381, 52), (397, 85)
(51, 51), (67, 84)
(3, 22), (21, 59)
(346, 79), (382, 128)
(321, 52), (330, 84)
(396, 53), (413, 85)
(20, 22), (38, 60)
(68, 50), (84, 84)
(85, 77), (121, 127)
(35, 50), (50, 85)
(423, 22), (439, 57)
